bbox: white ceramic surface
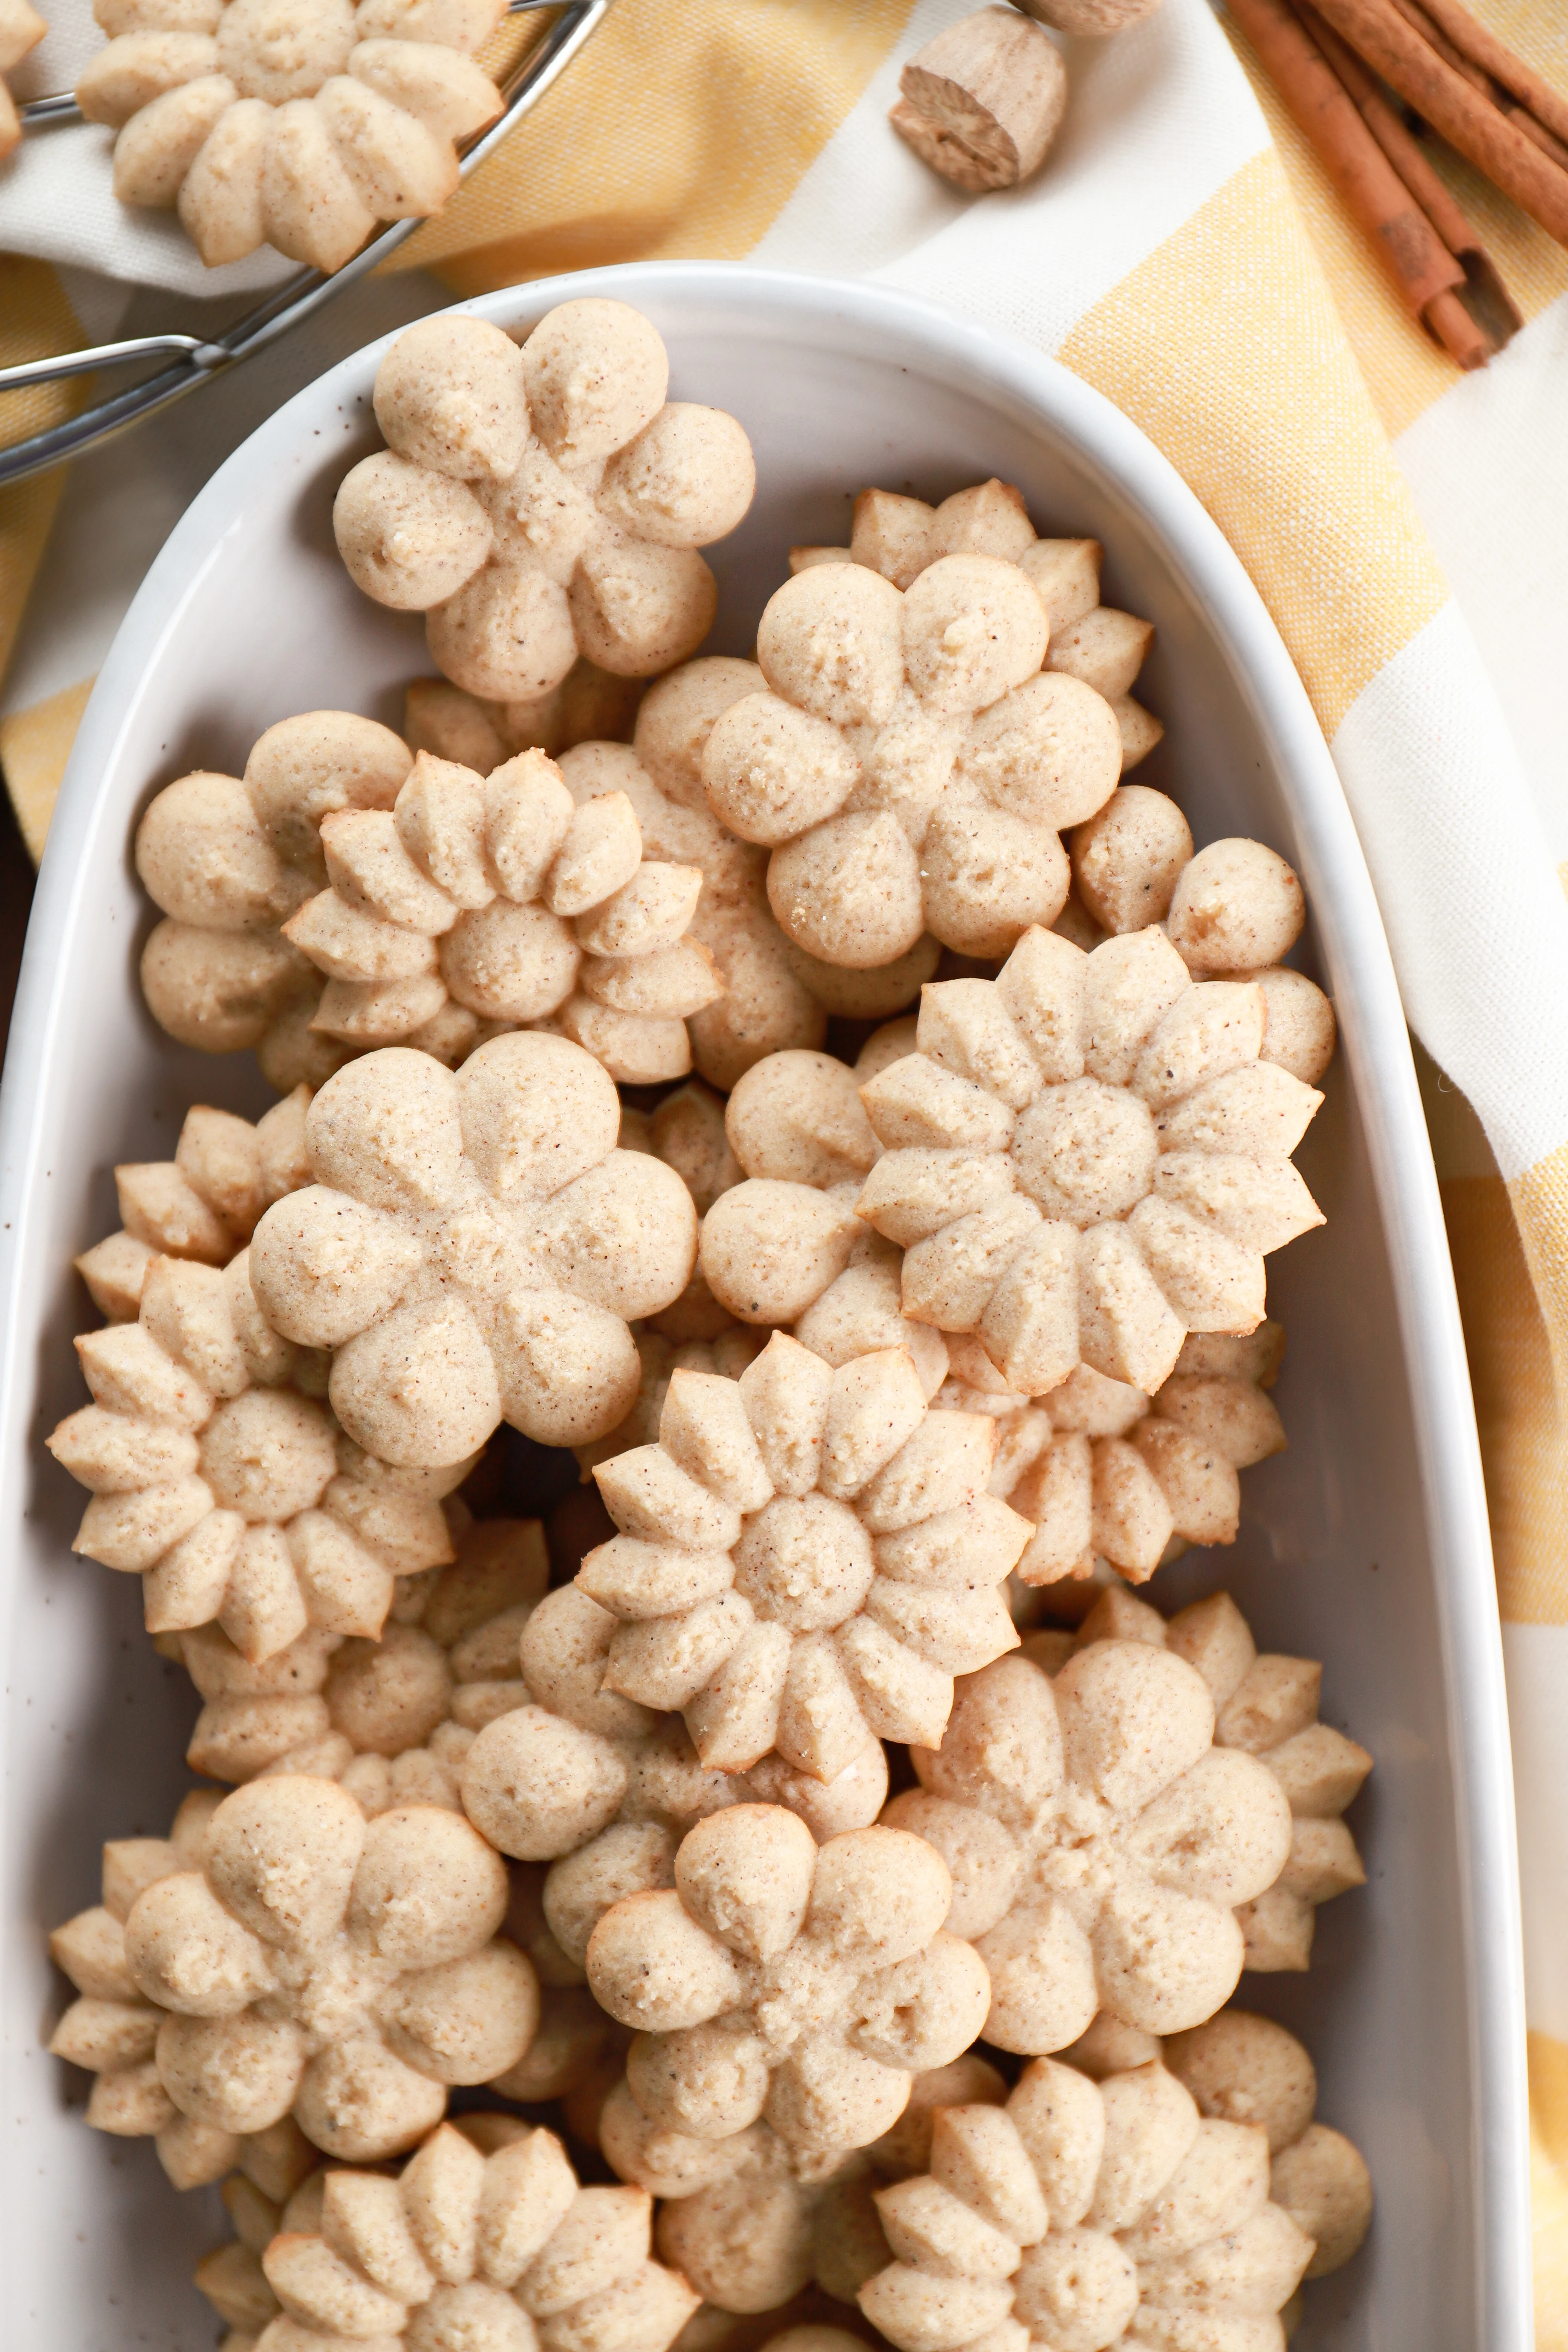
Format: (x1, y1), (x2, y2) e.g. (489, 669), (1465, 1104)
(0, 264), (1529, 2351)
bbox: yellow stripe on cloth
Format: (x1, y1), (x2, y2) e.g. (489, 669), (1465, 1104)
(1444, 1170), (1568, 1626)
(388, 0), (918, 292)
(1532, 2032), (1568, 2352)
(1059, 148), (1449, 740)
(0, 676), (94, 863)
(0, 258), (86, 707)
(1224, 16), (1568, 443)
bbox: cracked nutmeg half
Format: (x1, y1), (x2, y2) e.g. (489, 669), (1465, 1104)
(884, 1586), (1370, 2054)
(198, 2112), (703, 2352)
(47, 1778), (540, 2179)
(854, 891), (1326, 1400)
(75, 0), (508, 270)
(584, 1805), (991, 2168)
(280, 737), (721, 1085)
(247, 1034), (697, 1462)
(335, 304), (755, 705)
(571, 1329), (1031, 1772)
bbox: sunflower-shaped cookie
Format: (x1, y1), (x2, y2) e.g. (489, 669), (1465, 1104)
(597, 2055), (1006, 2318)
(172, 1507), (545, 1784)
(585, 1805), (991, 2164)
(791, 475), (1164, 771)
(281, 738), (721, 1084)
(74, 0), (507, 270)
(248, 1035), (697, 1462)
(135, 710), (415, 1090)
(334, 304), (755, 704)
(203, 2113), (703, 2352)
(48, 1775), (540, 2176)
(573, 1332), (1029, 1772)
(888, 1588), (1370, 2051)
(953, 1321), (1288, 1588)
(699, 531), (1124, 969)
(49, 1236), (467, 1661)
(856, 2044), (1336, 2352)
(855, 889), (1326, 1401)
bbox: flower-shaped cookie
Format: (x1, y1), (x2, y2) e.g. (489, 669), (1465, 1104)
(1065, 783), (1339, 1086)
(888, 1587), (1370, 2051)
(74, 0), (506, 271)
(700, 535), (1124, 969)
(0, 0), (46, 155)
(248, 1034), (697, 1462)
(49, 1774), (540, 2172)
(136, 709), (415, 1091)
(212, 2113), (703, 2352)
(952, 1321), (1288, 1588)
(857, 2047), (1325, 2352)
(855, 898), (1326, 1401)
(574, 1331), (1029, 1773)
(596, 2055), (1006, 2318)
(50, 1231), (469, 1661)
(281, 738), (721, 1084)
(792, 475), (1164, 773)
(334, 305), (755, 705)
(403, 658), (647, 785)
(175, 1507), (547, 1784)
(585, 1805), (992, 2165)
(72, 1088), (313, 1326)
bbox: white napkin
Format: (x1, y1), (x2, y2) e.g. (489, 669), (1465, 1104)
(2, 0), (298, 297)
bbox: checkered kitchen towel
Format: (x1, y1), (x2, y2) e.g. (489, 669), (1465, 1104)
(4, 0), (1568, 2334)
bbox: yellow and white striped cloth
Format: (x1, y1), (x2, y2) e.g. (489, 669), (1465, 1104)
(3, 0), (1568, 2328)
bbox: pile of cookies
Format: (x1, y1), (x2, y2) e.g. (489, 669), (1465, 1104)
(46, 298), (1374, 2352)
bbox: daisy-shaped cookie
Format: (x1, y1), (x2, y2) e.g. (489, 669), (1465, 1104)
(887, 1587), (1370, 2051)
(248, 1034), (697, 1462)
(948, 1321), (1288, 1588)
(281, 738), (721, 1084)
(0, 0), (46, 155)
(74, 0), (507, 271)
(856, 2046), (1329, 2352)
(49, 1232), (469, 1660)
(693, 1044), (948, 1404)
(699, 531), (1123, 970)
(173, 1507), (545, 1785)
(334, 304), (755, 703)
(48, 1775), (540, 2176)
(73, 1089), (313, 1326)
(585, 1805), (991, 2165)
(597, 2055), (1006, 2318)
(791, 475), (1164, 772)
(208, 2113), (703, 2352)
(135, 709), (416, 1091)
(574, 1332), (1029, 1773)
(855, 897), (1326, 1401)
(1065, 784), (1339, 1085)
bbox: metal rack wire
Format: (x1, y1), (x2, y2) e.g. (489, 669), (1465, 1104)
(0, 0), (611, 486)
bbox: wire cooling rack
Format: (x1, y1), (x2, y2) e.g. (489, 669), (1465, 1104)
(0, 0), (611, 487)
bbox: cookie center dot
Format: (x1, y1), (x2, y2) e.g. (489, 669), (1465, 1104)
(732, 1492), (874, 1631)
(1012, 1077), (1157, 1227)
(199, 1389), (338, 1521)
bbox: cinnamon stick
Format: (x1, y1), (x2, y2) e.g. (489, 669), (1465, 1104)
(1392, 0), (1568, 171)
(1298, 0), (1522, 352)
(1412, 0), (1568, 150)
(1309, 0), (1568, 244)
(1226, 0), (1492, 362)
